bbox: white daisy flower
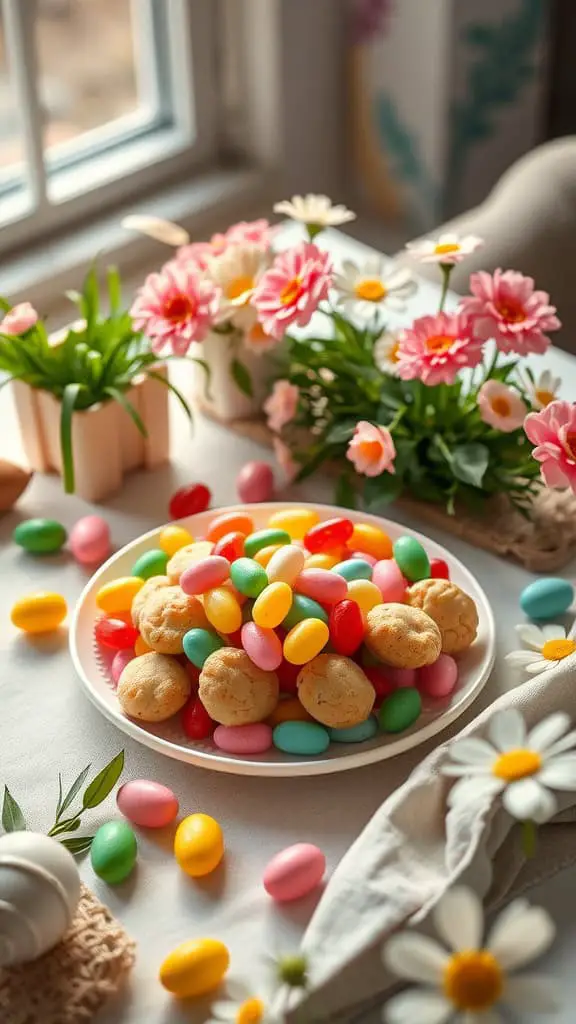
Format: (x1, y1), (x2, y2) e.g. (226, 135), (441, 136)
(374, 330), (402, 375)
(121, 214), (190, 246)
(383, 886), (558, 1024)
(333, 257), (417, 319)
(273, 194), (356, 229)
(506, 623), (576, 675)
(443, 708), (576, 823)
(405, 232), (483, 265)
(209, 980), (278, 1024)
(209, 244), (271, 330)
(518, 368), (562, 410)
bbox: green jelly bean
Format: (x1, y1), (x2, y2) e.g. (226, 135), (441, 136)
(243, 529), (291, 558)
(13, 518), (67, 555)
(393, 536), (430, 582)
(230, 557), (268, 597)
(329, 717), (379, 743)
(183, 628), (224, 668)
(273, 721), (330, 756)
(332, 558), (373, 582)
(131, 548), (168, 580)
(90, 821), (137, 884)
(282, 593), (329, 629)
(379, 688), (422, 733)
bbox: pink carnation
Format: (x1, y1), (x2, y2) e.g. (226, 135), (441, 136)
(226, 219), (276, 248)
(395, 311), (484, 386)
(131, 260), (219, 355)
(2, 302), (38, 335)
(459, 269), (561, 356)
(175, 232), (230, 271)
(253, 242), (333, 340)
(263, 379), (299, 432)
(346, 421), (396, 477)
(524, 400), (576, 493)
(477, 380), (527, 433)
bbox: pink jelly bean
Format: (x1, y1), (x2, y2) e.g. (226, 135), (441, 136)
(294, 568), (348, 605)
(180, 556), (230, 595)
(385, 666), (416, 689)
(372, 559), (408, 603)
(350, 551), (377, 567)
(241, 621), (283, 671)
(111, 648), (134, 686)
(214, 723), (273, 754)
(418, 654), (458, 698)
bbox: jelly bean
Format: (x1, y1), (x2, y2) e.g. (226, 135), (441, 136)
(379, 688), (422, 733)
(303, 552), (341, 570)
(180, 556), (230, 595)
(332, 558), (373, 582)
(159, 525), (193, 557)
(13, 518), (67, 555)
(329, 600), (364, 656)
(10, 592), (67, 633)
(204, 587), (242, 634)
(254, 544), (283, 567)
(268, 698), (313, 726)
(220, 579), (247, 607)
(282, 593), (329, 629)
(111, 648), (134, 685)
(253, 582), (293, 629)
(267, 507), (320, 539)
(117, 780), (179, 829)
(362, 666), (395, 701)
(181, 697), (215, 739)
(134, 635), (152, 656)
(183, 628), (224, 668)
(283, 618), (329, 664)
(346, 579), (383, 616)
(69, 515), (111, 564)
(418, 654), (458, 698)
(350, 551), (377, 567)
(349, 523), (392, 561)
(520, 577), (574, 621)
(304, 517), (354, 553)
(276, 658), (300, 694)
(169, 482), (211, 519)
(236, 461), (274, 503)
(372, 559), (408, 603)
(329, 717), (378, 743)
(241, 622), (283, 671)
(159, 938), (230, 999)
(273, 721), (330, 755)
(184, 661), (201, 687)
(244, 528), (291, 557)
(294, 568), (348, 605)
(174, 813), (224, 877)
(393, 536), (430, 582)
(131, 549), (168, 580)
(230, 557), (268, 597)
(212, 531), (245, 562)
(91, 820), (137, 884)
(213, 723), (273, 754)
(95, 616), (139, 651)
(263, 843), (326, 901)
(386, 666), (416, 688)
(430, 557), (450, 580)
(266, 545), (305, 585)
(96, 576), (144, 615)
(206, 511), (254, 543)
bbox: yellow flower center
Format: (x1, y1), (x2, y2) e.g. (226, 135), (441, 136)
(541, 638), (576, 661)
(496, 299), (525, 324)
(389, 341), (400, 363)
(426, 334), (454, 353)
(434, 242), (460, 256)
(280, 277), (303, 306)
(443, 950), (503, 1011)
(236, 997), (265, 1024)
(355, 278), (386, 302)
(492, 748), (542, 782)
(226, 274), (255, 301)
(491, 396), (511, 417)
(535, 388), (555, 407)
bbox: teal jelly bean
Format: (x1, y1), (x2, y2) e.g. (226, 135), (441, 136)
(90, 820), (137, 884)
(243, 529), (291, 557)
(332, 559), (373, 582)
(520, 578), (574, 621)
(273, 721), (330, 756)
(379, 688), (422, 733)
(183, 628), (224, 668)
(282, 593), (329, 629)
(230, 557), (268, 597)
(393, 536), (430, 582)
(13, 518), (67, 554)
(131, 548), (168, 580)
(328, 717), (379, 743)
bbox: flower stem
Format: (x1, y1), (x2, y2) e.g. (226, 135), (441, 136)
(521, 819), (537, 859)
(438, 263), (452, 313)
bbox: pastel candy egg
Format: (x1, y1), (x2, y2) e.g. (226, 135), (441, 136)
(159, 525), (194, 557)
(283, 593), (329, 629)
(273, 721), (330, 755)
(181, 556), (231, 595)
(349, 522), (392, 560)
(111, 649), (135, 685)
(213, 723), (273, 754)
(13, 518), (67, 555)
(520, 578), (574, 621)
(69, 516), (111, 564)
(183, 628), (225, 668)
(159, 938), (230, 999)
(379, 688), (422, 733)
(204, 587), (242, 634)
(253, 582), (293, 629)
(346, 579), (383, 616)
(263, 843), (326, 901)
(393, 536), (430, 582)
(117, 780), (179, 829)
(241, 622), (283, 671)
(332, 558), (373, 582)
(96, 577), (144, 615)
(244, 528), (291, 558)
(328, 717), (378, 743)
(418, 654), (458, 698)
(11, 592), (67, 633)
(266, 545), (306, 585)
(283, 618), (329, 664)
(90, 821), (137, 884)
(294, 568), (348, 605)
(372, 559), (408, 603)
(230, 557), (268, 598)
(174, 814), (224, 877)
(268, 507), (320, 539)
(236, 461), (274, 503)
(130, 548), (168, 581)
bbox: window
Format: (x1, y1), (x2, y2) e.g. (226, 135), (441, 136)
(0, 0), (218, 256)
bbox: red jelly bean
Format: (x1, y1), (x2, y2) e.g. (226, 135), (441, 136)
(304, 517), (354, 554)
(184, 661), (201, 687)
(276, 658), (300, 694)
(363, 665), (395, 702)
(213, 531), (246, 562)
(329, 600), (364, 656)
(169, 483), (211, 520)
(95, 616), (139, 651)
(430, 557), (450, 580)
(181, 697), (215, 740)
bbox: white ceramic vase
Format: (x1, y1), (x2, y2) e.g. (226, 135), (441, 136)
(194, 332), (275, 422)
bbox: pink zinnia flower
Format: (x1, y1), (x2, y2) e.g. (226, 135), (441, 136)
(226, 219), (276, 248)
(263, 379), (299, 432)
(2, 302), (38, 335)
(131, 260), (219, 355)
(524, 400), (576, 493)
(273, 436), (297, 482)
(175, 232), (230, 271)
(477, 380), (527, 432)
(395, 311), (484, 386)
(252, 242), (333, 340)
(460, 269), (561, 356)
(346, 421), (396, 477)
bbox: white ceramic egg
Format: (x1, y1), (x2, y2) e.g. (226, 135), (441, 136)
(0, 831), (81, 966)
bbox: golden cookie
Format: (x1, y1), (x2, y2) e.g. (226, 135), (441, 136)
(406, 578), (478, 654)
(139, 586), (208, 654)
(297, 654), (375, 728)
(131, 575), (171, 628)
(167, 541), (214, 584)
(199, 648), (279, 726)
(117, 653), (190, 722)
(365, 603), (441, 668)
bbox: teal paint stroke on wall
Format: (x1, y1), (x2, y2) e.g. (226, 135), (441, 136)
(375, 94), (439, 228)
(445, 0), (544, 210)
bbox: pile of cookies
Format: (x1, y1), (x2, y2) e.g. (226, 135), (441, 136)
(93, 508), (480, 758)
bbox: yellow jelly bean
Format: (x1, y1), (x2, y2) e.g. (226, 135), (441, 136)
(304, 552), (340, 570)
(283, 618), (329, 665)
(347, 579), (383, 616)
(159, 525), (194, 557)
(268, 507), (320, 539)
(204, 587), (242, 634)
(96, 576), (144, 615)
(134, 634), (153, 656)
(174, 814), (224, 877)
(252, 581), (293, 629)
(11, 592), (67, 633)
(254, 544), (282, 568)
(350, 522), (392, 561)
(159, 938), (230, 999)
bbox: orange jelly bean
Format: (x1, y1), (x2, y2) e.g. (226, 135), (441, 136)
(268, 698), (313, 726)
(207, 512), (254, 544)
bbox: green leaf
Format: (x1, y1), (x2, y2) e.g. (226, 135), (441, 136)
(334, 473), (357, 509)
(294, 445), (330, 482)
(2, 786), (26, 832)
(81, 266), (100, 339)
(230, 358), (253, 398)
(49, 816), (82, 837)
(107, 265), (122, 315)
(452, 443), (490, 488)
(146, 370), (192, 421)
(82, 751), (125, 809)
(363, 472), (403, 511)
(104, 386), (148, 437)
(189, 357), (213, 401)
(325, 421), (356, 445)
(56, 763), (91, 820)
(60, 382), (83, 493)
(61, 835), (94, 856)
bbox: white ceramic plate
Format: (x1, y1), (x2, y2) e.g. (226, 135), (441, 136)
(70, 503), (495, 777)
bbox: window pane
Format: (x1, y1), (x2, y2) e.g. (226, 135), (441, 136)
(0, 11), (25, 173)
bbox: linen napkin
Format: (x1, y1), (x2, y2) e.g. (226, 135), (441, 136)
(293, 645), (576, 1023)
